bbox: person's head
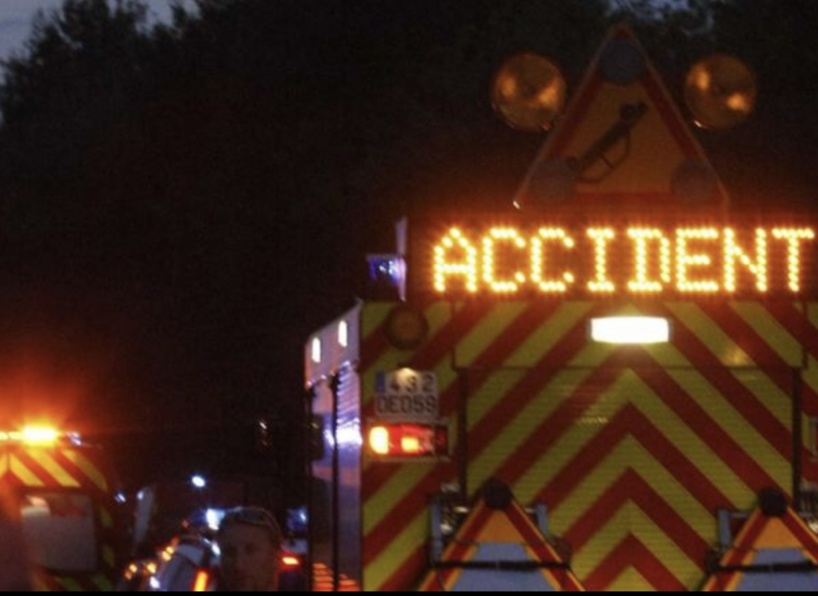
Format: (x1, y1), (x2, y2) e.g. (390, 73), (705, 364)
(217, 506), (282, 591)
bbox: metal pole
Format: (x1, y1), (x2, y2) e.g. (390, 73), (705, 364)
(330, 373), (341, 592)
(792, 367), (803, 510)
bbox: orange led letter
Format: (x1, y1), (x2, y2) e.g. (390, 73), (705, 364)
(530, 228), (575, 293)
(676, 228), (720, 293)
(433, 227), (478, 293)
(724, 228), (768, 293)
(587, 228), (616, 293)
(482, 227), (526, 294)
(772, 228), (815, 292)
(627, 228), (672, 293)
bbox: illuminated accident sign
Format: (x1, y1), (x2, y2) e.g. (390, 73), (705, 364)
(413, 221), (816, 298)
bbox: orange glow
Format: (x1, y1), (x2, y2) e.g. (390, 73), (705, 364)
(192, 570), (210, 592)
(21, 425), (59, 444)
(428, 224), (816, 297)
(400, 435), (421, 453)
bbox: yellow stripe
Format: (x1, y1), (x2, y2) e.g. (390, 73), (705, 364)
(803, 355), (818, 396)
(34, 450), (80, 487)
(731, 369), (791, 427)
(454, 302), (529, 366)
(666, 302), (753, 367)
(92, 574), (113, 591)
(505, 302), (594, 367)
(99, 505), (113, 529)
(363, 462), (445, 535)
(103, 544), (115, 567)
(549, 435), (714, 540)
(664, 367), (790, 486)
(360, 302), (454, 408)
(364, 511), (429, 590)
(731, 302), (803, 366)
(608, 568), (653, 591)
(62, 450), (108, 491)
(10, 456), (45, 487)
(361, 302), (395, 340)
(625, 370), (759, 506)
(57, 577), (84, 591)
(571, 496), (702, 589)
(471, 368), (595, 497)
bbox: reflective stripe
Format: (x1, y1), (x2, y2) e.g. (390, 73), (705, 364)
(34, 450), (80, 487)
(361, 301), (817, 591)
(62, 450), (108, 492)
(9, 455), (45, 486)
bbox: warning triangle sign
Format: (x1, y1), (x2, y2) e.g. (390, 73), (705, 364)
(513, 25), (729, 212)
(701, 500), (818, 591)
(418, 480), (584, 591)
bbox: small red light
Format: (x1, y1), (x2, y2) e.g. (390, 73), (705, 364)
(281, 555), (301, 568)
(368, 423), (448, 457)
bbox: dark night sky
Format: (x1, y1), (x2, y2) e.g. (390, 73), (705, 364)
(0, 0), (816, 496)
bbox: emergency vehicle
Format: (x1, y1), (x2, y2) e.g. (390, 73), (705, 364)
(0, 425), (126, 591)
(304, 27), (818, 591)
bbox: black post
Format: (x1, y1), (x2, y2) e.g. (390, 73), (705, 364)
(305, 385), (316, 592)
(457, 369), (468, 504)
(329, 373), (341, 592)
(793, 367), (803, 510)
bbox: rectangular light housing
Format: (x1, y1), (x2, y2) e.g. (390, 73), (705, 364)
(367, 423), (448, 458)
(591, 316), (670, 344)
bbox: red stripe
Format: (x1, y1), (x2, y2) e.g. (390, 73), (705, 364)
(424, 503), (494, 590)
(640, 63), (700, 159)
(466, 310), (601, 470)
(721, 510), (767, 567)
(11, 450), (59, 487)
(362, 465), (453, 567)
(362, 302), (491, 501)
(583, 534), (686, 591)
(538, 403), (731, 515)
(700, 303), (796, 378)
(49, 449), (109, 498)
(566, 468), (709, 564)
(635, 364), (784, 492)
(780, 509), (818, 557)
(378, 546), (427, 591)
(653, 303), (792, 458)
(550, 71), (603, 158)
(502, 503), (585, 591)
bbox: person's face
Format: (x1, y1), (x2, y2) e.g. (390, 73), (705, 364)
(218, 524), (279, 591)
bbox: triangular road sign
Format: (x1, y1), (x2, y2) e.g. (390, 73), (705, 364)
(513, 25), (729, 212)
(418, 480), (584, 591)
(701, 498), (818, 591)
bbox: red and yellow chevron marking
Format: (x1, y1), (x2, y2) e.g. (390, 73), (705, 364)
(1, 444), (121, 591)
(360, 300), (818, 591)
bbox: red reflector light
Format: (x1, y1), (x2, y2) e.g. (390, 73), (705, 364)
(367, 423), (448, 457)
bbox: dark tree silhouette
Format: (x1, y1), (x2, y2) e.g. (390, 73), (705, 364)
(0, 0), (815, 489)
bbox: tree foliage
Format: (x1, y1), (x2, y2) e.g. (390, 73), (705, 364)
(0, 0), (815, 483)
